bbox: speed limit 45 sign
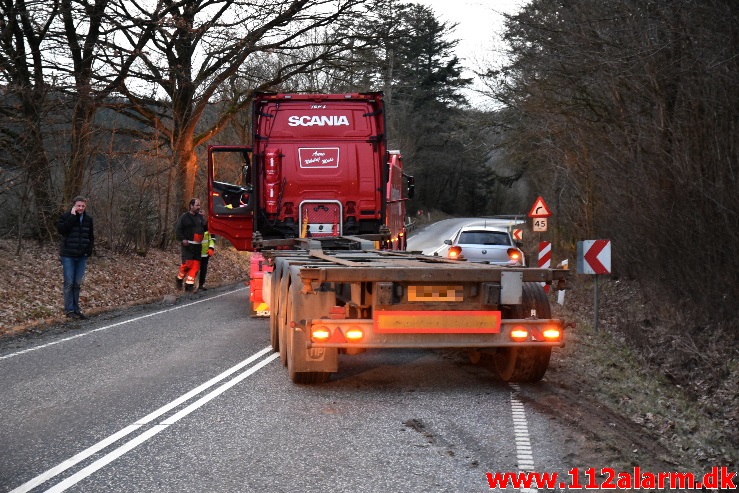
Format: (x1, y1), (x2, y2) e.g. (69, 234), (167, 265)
(532, 218), (548, 232)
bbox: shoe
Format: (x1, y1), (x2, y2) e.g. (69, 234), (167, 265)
(185, 284), (194, 292)
(199, 286), (207, 291)
(75, 311), (88, 320)
(66, 312), (80, 320)
(176, 277), (184, 289)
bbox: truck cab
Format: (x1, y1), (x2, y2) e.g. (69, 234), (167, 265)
(207, 92), (413, 252)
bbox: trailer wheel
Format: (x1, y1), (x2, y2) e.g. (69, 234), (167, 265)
(269, 311), (279, 352)
(278, 273), (290, 366)
(269, 270), (281, 352)
(494, 347), (552, 383)
(285, 286), (331, 384)
(494, 283), (553, 383)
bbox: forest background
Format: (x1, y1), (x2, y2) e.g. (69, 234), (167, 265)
(1, 0), (737, 466)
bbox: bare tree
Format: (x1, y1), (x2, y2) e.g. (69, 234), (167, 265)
(0, 0), (60, 238)
(53, 0), (175, 204)
(480, 0), (739, 312)
(1, 0), (171, 239)
(107, 0), (375, 233)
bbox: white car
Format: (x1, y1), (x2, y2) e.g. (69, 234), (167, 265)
(443, 224), (525, 265)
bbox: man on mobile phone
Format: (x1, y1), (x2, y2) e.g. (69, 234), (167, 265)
(56, 196), (94, 319)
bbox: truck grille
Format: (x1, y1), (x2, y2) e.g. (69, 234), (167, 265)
(300, 201), (342, 237)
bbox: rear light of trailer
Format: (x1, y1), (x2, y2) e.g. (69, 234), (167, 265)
(510, 327), (529, 342)
(447, 246), (463, 260)
(543, 327), (561, 340)
(310, 325), (331, 343)
(344, 326), (364, 342)
(310, 324), (364, 343)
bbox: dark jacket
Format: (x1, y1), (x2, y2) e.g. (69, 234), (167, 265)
(57, 212), (94, 257)
(175, 212), (207, 243)
(176, 212), (207, 261)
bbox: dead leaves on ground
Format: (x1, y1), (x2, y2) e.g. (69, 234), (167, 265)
(0, 240), (250, 333)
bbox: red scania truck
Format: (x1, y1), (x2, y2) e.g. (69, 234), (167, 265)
(208, 92), (570, 384)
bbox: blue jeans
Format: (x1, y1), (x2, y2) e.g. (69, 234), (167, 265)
(61, 256), (87, 314)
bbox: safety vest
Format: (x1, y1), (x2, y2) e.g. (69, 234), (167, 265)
(201, 231), (215, 257)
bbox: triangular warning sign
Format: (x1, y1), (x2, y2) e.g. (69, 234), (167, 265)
(528, 196), (552, 218)
(327, 327), (347, 344)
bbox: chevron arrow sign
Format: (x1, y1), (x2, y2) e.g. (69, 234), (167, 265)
(577, 240), (611, 275)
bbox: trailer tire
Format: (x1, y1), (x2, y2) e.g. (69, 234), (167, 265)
(278, 274), (290, 366)
(494, 283), (553, 383)
(269, 270), (281, 352)
(269, 312), (279, 352)
(290, 365), (331, 385)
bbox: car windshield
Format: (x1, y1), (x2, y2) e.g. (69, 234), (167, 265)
(458, 230), (511, 245)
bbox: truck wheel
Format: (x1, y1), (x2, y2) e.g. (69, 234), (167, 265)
(286, 286), (331, 384)
(495, 283), (553, 383)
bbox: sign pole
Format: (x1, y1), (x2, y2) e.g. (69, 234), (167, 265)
(594, 274), (599, 331)
(577, 239), (611, 332)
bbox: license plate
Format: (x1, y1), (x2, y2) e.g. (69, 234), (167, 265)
(407, 285), (464, 302)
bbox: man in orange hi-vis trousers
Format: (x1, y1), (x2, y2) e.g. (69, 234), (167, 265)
(175, 198), (208, 291)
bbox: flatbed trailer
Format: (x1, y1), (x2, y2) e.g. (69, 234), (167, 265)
(205, 92), (571, 384)
(261, 236), (570, 384)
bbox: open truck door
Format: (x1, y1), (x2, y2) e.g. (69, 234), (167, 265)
(207, 145), (255, 251)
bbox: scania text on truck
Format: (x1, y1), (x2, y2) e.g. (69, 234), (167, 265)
(207, 92), (570, 384)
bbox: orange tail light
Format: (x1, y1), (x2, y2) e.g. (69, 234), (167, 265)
(507, 248), (521, 262)
(310, 325), (331, 343)
(448, 246), (463, 260)
(344, 327), (364, 342)
(543, 327), (561, 340)
(510, 327), (529, 342)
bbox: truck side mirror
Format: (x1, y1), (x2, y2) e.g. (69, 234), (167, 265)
(404, 173), (415, 199)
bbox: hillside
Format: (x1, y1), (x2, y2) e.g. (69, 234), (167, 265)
(0, 239), (251, 334)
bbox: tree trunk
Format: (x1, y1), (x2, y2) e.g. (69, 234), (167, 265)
(173, 135), (198, 212)
(64, 95), (94, 204)
(19, 95), (55, 240)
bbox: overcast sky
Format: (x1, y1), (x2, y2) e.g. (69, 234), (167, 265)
(414, 0), (529, 107)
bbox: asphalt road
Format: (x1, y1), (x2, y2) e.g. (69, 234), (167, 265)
(1, 285), (569, 492)
(406, 217), (473, 256)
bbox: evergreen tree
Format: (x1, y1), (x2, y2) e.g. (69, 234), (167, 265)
(390, 4), (470, 107)
(360, 1), (479, 214)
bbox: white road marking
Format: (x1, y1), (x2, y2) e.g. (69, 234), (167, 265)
(510, 383), (538, 493)
(9, 346), (277, 493)
(43, 425), (170, 493)
(8, 425), (142, 493)
(0, 288), (246, 361)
